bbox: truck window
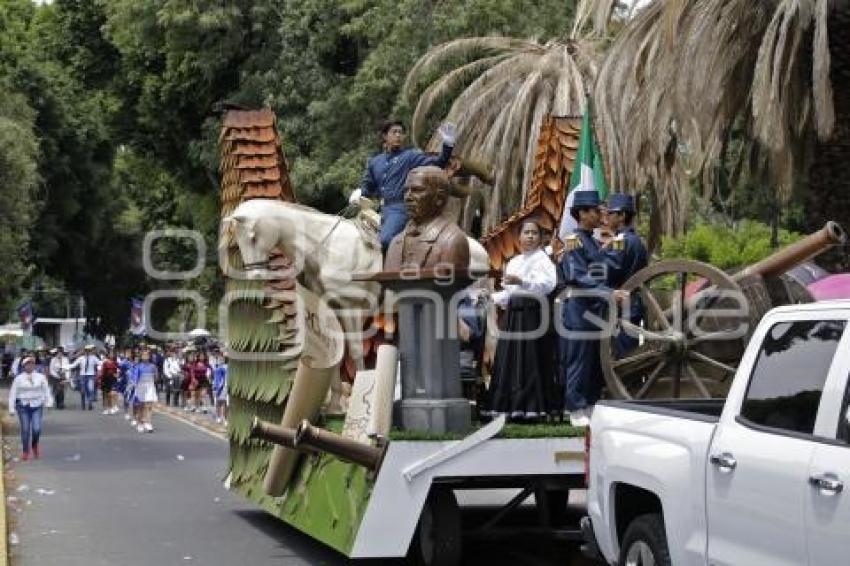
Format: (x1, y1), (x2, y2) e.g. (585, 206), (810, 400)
(740, 320), (846, 436)
(839, 379), (850, 444)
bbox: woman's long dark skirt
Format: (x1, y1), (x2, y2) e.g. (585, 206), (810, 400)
(483, 296), (557, 420)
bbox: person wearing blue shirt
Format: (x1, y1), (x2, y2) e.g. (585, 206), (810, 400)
(606, 193), (649, 357)
(559, 191), (626, 427)
(350, 119), (457, 250)
(212, 357), (228, 425)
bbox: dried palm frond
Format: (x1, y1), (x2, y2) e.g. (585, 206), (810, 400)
(582, 0), (837, 234)
(404, 36), (598, 233)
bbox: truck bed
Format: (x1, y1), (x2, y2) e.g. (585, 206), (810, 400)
(596, 398), (724, 422)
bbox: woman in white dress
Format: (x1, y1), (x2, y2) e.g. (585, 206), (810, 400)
(132, 347), (159, 432)
(482, 219), (558, 421)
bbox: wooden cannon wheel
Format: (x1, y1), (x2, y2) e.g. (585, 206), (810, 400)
(600, 260), (750, 400)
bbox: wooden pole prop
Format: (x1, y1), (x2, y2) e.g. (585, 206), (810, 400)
(367, 344), (398, 439)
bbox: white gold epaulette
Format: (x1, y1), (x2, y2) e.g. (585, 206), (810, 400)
(613, 233), (626, 251)
(565, 234), (582, 251)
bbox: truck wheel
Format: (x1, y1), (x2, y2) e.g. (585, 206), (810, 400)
(618, 514), (671, 566)
(407, 488), (462, 566)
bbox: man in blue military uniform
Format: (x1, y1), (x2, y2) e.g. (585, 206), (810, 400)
(559, 190), (626, 427)
(606, 193), (649, 356)
(350, 119), (456, 250)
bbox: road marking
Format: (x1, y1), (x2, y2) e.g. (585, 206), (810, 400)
(154, 406), (227, 442)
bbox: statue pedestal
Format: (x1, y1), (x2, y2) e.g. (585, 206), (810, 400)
(357, 269), (475, 434)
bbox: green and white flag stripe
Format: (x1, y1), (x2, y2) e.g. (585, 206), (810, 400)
(558, 102), (609, 239)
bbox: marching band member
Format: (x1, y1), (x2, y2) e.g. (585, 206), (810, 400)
(213, 354), (228, 425)
(132, 346), (158, 433)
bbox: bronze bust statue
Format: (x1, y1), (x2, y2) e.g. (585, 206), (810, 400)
(384, 166), (470, 273)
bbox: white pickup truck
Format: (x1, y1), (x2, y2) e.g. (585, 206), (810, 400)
(582, 301), (850, 566)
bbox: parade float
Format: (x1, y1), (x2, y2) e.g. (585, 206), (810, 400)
(219, 110), (590, 564)
(217, 108), (846, 565)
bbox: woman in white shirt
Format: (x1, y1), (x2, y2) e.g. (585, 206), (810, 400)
(9, 357), (53, 460)
(482, 219), (558, 421)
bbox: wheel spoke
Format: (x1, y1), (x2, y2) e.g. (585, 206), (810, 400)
(612, 348), (665, 371)
(621, 320), (677, 344)
(684, 361), (712, 399)
(688, 350), (737, 374)
(672, 360), (682, 398)
(634, 359), (668, 399)
(688, 330), (734, 345)
(639, 285), (671, 330)
(677, 271), (687, 332)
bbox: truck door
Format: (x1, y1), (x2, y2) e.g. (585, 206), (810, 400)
(805, 368), (850, 566)
(706, 319), (846, 566)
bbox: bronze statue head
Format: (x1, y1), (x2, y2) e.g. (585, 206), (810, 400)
(404, 166), (449, 224)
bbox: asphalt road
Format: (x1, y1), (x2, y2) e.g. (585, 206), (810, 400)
(8, 404), (345, 566)
(8, 403), (593, 566)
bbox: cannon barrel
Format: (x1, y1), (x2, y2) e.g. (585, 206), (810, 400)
(293, 420), (385, 471)
(735, 221), (846, 280)
(249, 417), (306, 451)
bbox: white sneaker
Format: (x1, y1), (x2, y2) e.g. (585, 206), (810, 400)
(136, 424), (145, 433)
(124, 414), (131, 420)
(570, 409), (590, 427)
(102, 410), (110, 415)
(144, 423), (153, 433)
(215, 417), (222, 424)
(130, 419), (137, 426)
(110, 407), (119, 414)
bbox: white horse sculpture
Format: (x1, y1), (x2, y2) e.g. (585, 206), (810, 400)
(222, 198), (490, 361)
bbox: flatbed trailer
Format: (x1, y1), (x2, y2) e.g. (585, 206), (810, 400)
(239, 417), (586, 565)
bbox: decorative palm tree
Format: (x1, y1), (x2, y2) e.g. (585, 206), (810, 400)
(403, 36), (598, 233)
(575, 0), (848, 253)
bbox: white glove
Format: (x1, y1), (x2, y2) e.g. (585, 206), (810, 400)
(348, 188), (363, 205)
(438, 122), (457, 146)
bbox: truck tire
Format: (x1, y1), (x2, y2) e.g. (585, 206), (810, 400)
(407, 488), (462, 566)
(618, 514), (671, 566)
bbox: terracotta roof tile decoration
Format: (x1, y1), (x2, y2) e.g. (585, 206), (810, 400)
(219, 108), (295, 214)
(480, 116), (582, 270)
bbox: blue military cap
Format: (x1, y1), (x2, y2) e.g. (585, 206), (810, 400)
(608, 193), (635, 213)
(571, 190), (601, 208)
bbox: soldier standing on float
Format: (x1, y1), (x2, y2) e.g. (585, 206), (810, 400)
(605, 194), (649, 357)
(350, 120), (457, 251)
(559, 191), (627, 427)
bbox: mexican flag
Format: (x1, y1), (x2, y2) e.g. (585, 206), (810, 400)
(558, 102), (609, 239)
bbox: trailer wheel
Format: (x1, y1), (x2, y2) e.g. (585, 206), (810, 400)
(407, 488), (462, 566)
(618, 513), (671, 566)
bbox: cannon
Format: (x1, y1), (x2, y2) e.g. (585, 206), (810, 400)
(249, 417), (309, 451)
(601, 221), (847, 399)
(292, 420), (386, 472)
